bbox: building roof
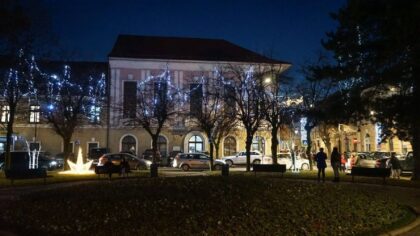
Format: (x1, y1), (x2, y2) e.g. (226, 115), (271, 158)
(109, 35), (290, 65)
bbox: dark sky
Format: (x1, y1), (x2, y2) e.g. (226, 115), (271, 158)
(45, 0), (345, 76)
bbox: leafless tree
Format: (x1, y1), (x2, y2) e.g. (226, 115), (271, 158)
(190, 69), (235, 170)
(42, 63), (106, 169)
(0, 50), (40, 169)
(227, 64), (267, 171)
(123, 69), (179, 165)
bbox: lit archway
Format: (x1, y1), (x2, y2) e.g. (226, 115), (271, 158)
(188, 135), (204, 153)
(223, 136), (237, 156)
(120, 134), (138, 155)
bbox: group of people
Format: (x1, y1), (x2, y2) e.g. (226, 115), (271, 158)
(314, 147), (402, 182)
(105, 157), (131, 180)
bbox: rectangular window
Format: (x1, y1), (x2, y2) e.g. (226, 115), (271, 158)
(190, 83), (202, 117)
(87, 142), (99, 158)
(89, 106), (101, 124)
(224, 84), (236, 114)
(1, 105), (10, 123)
(123, 81), (137, 118)
(154, 81), (168, 108)
(29, 105), (40, 123)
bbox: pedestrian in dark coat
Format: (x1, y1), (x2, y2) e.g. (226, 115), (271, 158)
(390, 153), (401, 179)
(105, 158), (113, 180)
(315, 148), (327, 182)
(331, 147), (341, 182)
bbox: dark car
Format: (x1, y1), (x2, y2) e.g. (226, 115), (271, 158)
(141, 149), (161, 162)
(0, 151), (59, 170)
(95, 153), (152, 174)
(88, 148), (110, 166)
(399, 151), (414, 172)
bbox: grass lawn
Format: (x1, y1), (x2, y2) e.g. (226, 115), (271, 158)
(0, 176), (414, 235)
(209, 168), (420, 188)
(0, 170), (150, 187)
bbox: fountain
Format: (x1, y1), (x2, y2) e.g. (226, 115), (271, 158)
(60, 148), (93, 174)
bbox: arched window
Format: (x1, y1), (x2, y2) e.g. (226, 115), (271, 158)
(158, 135), (167, 158)
(223, 137), (236, 156)
(188, 135), (203, 153)
(252, 136), (265, 154)
(364, 134), (371, 152)
(121, 135), (137, 154)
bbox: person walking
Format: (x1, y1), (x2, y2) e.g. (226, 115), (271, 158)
(331, 147), (341, 182)
(105, 158), (114, 180)
(120, 157), (127, 178)
(390, 153), (401, 179)
(340, 154), (347, 172)
(315, 148), (327, 182)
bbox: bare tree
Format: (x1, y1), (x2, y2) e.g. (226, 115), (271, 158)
(317, 122), (337, 156)
(297, 63), (334, 169)
(227, 65), (267, 171)
(0, 50), (39, 169)
(42, 63), (106, 169)
(212, 112), (238, 160)
(262, 66), (294, 164)
(190, 70), (231, 170)
(123, 69), (179, 167)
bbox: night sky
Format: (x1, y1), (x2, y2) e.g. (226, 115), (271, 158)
(45, 0), (346, 77)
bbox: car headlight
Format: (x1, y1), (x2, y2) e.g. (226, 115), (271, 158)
(145, 160), (152, 166)
(50, 161), (57, 166)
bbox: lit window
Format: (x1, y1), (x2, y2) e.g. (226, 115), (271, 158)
(90, 106), (101, 123)
(1, 106), (10, 123)
(188, 135), (203, 153)
(29, 105), (40, 123)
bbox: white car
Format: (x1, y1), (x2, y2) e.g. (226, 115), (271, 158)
(222, 151), (263, 166)
(263, 153), (310, 170)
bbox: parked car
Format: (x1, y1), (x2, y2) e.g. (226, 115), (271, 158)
(141, 149), (161, 162)
(263, 153), (310, 170)
(0, 151), (60, 170)
(95, 153), (152, 174)
(400, 151), (414, 172)
(222, 151), (263, 166)
(173, 153), (225, 171)
(88, 148), (109, 166)
(355, 151), (396, 168)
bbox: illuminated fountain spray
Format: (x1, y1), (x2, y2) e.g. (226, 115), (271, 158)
(61, 148), (93, 174)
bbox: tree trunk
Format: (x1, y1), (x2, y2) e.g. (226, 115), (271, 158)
(305, 126), (314, 170)
(245, 133), (253, 172)
(271, 126), (278, 165)
(214, 142), (220, 160)
(62, 136), (72, 170)
(209, 141), (214, 171)
(412, 120), (420, 180)
(5, 107), (16, 170)
(325, 138), (332, 159)
(151, 134), (159, 164)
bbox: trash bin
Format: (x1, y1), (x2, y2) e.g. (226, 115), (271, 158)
(150, 163), (158, 178)
(222, 164), (229, 177)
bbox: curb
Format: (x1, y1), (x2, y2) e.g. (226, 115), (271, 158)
(380, 207), (420, 236)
